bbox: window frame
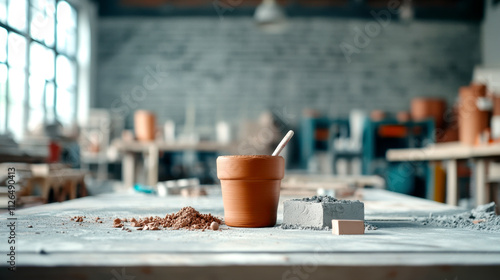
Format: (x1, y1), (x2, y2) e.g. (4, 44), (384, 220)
(0, 0), (79, 139)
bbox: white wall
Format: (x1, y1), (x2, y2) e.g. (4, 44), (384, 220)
(96, 18), (480, 128)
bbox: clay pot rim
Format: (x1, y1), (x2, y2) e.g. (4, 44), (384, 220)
(411, 97), (446, 101)
(135, 109), (154, 114)
(218, 155), (281, 159)
(217, 155), (284, 180)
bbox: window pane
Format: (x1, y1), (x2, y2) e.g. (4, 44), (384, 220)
(56, 1), (75, 29)
(7, 68), (26, 140)
(0, 64), (6, 132)
(56, 1), (76, 56)
(28, 107), (44, 132)
(7, 103), (24, 140)
(56, 87), (73, 126)
(0, 0), (6, 23)
(45, 81), (54, 122)
(30, 42), (54, 80)
(0, 27), (6, 62)
(64, 30), (76, 56)
(29, 75), (45, 108)
(31, 0), (55, 46)
(0, 63), (6, 83)
(8, 67), (25, 105)
(8, 33), (27, 68)
(56, 27), (77, 56)
(32, 0), (55, 11)
(8, 0), (27, 32)
(56, 55), (75, 89)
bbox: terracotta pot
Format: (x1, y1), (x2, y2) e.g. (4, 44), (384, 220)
(370, 110), (386, 121)
(396, 111), (411, 122)
(134, 110), (156, 142)
(493, 96), (500, 116)
(458, 85), (488, 146)
(411, 98), (446, 128)
(437, 126), (459, 143)
(217, 155), (285, 227)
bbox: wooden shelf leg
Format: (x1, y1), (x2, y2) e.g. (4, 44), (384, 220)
(474, 159), (489, 206)
(69, 179), (77, 200)
(147, 145), (159, 187)
(446, 159), (458, 206)
(122, 152), (135, 189)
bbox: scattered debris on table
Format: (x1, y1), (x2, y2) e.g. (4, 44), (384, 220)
(115, 207), (222, 231)
(415, 202), (500, 232)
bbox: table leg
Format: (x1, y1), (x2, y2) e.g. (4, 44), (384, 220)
(474, 159), (489, 206)
(147, 145), (159, 187)
(446, 159), (458, 206)
(492, 182), (498, 206)
(69, 179), (77, 200)
(123, 152), (135, 188)
(41, 178), (51, 203)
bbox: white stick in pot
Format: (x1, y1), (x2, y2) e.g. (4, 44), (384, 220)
(272, 130), (294, 156)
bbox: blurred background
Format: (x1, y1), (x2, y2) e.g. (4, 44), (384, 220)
(1, 0), (499, 208)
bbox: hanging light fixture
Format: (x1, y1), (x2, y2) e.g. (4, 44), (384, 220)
(254, 0), (287, 33)
(399, 0), (414, 22)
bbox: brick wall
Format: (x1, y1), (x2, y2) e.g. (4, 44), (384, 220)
(96, 17), (480, 128)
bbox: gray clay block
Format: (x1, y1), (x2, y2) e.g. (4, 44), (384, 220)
(283, 199), (364, 228)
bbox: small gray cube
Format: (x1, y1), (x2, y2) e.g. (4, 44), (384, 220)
(283, 199), (364, 228)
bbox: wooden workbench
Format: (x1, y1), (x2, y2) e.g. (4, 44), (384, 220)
(1, 188), (499, 279)
(387, 141), (500, 206)
(113, 139), (235, 188)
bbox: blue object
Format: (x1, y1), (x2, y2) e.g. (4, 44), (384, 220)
(133, 184), (156, 194)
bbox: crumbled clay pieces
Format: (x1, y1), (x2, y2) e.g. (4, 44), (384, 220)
(115, 207), (222, 231)
(66, 208), (222, 232)
(332, 219), (365, 235)
(71, 216), (85, 222)
(210, 222), (219, 230)
(113, 218), (124, 228)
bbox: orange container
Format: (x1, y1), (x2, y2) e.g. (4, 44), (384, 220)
(411, 98), (446, 128)
(134, 110), (156, 142)
(370, 110), (386, 121)
(396, 111), (411, 122)
(217, 155), (284, 227)
(493, 96), (500, 116)
(458, 84), (488, 146)
(378, 125), (408, 138)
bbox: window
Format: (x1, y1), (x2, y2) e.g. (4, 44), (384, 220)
(0, 0), (78, 140)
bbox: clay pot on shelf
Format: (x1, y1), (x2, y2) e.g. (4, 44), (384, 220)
(493, 95), (500, 116)
(458, 84), (488, 146)
(217, 155), (284, 227)
(411, 98), (446, 128)
(370, 110), (386, 121)
(396, 111), (411, 122)
(134, 110), (156, 142)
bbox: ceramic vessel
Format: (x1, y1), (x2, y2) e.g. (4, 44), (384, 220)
(458, 84), (488, 146)
(370, 110), (386, 121)
(493, 96), (500, 116)
(134, 110), (156, 142)
(411, 98), (446, 128)
(217, 155), (284, 227)
(396, 111), (411, 122)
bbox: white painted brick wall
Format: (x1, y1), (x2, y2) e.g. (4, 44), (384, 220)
(96, 17), (480, 128)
